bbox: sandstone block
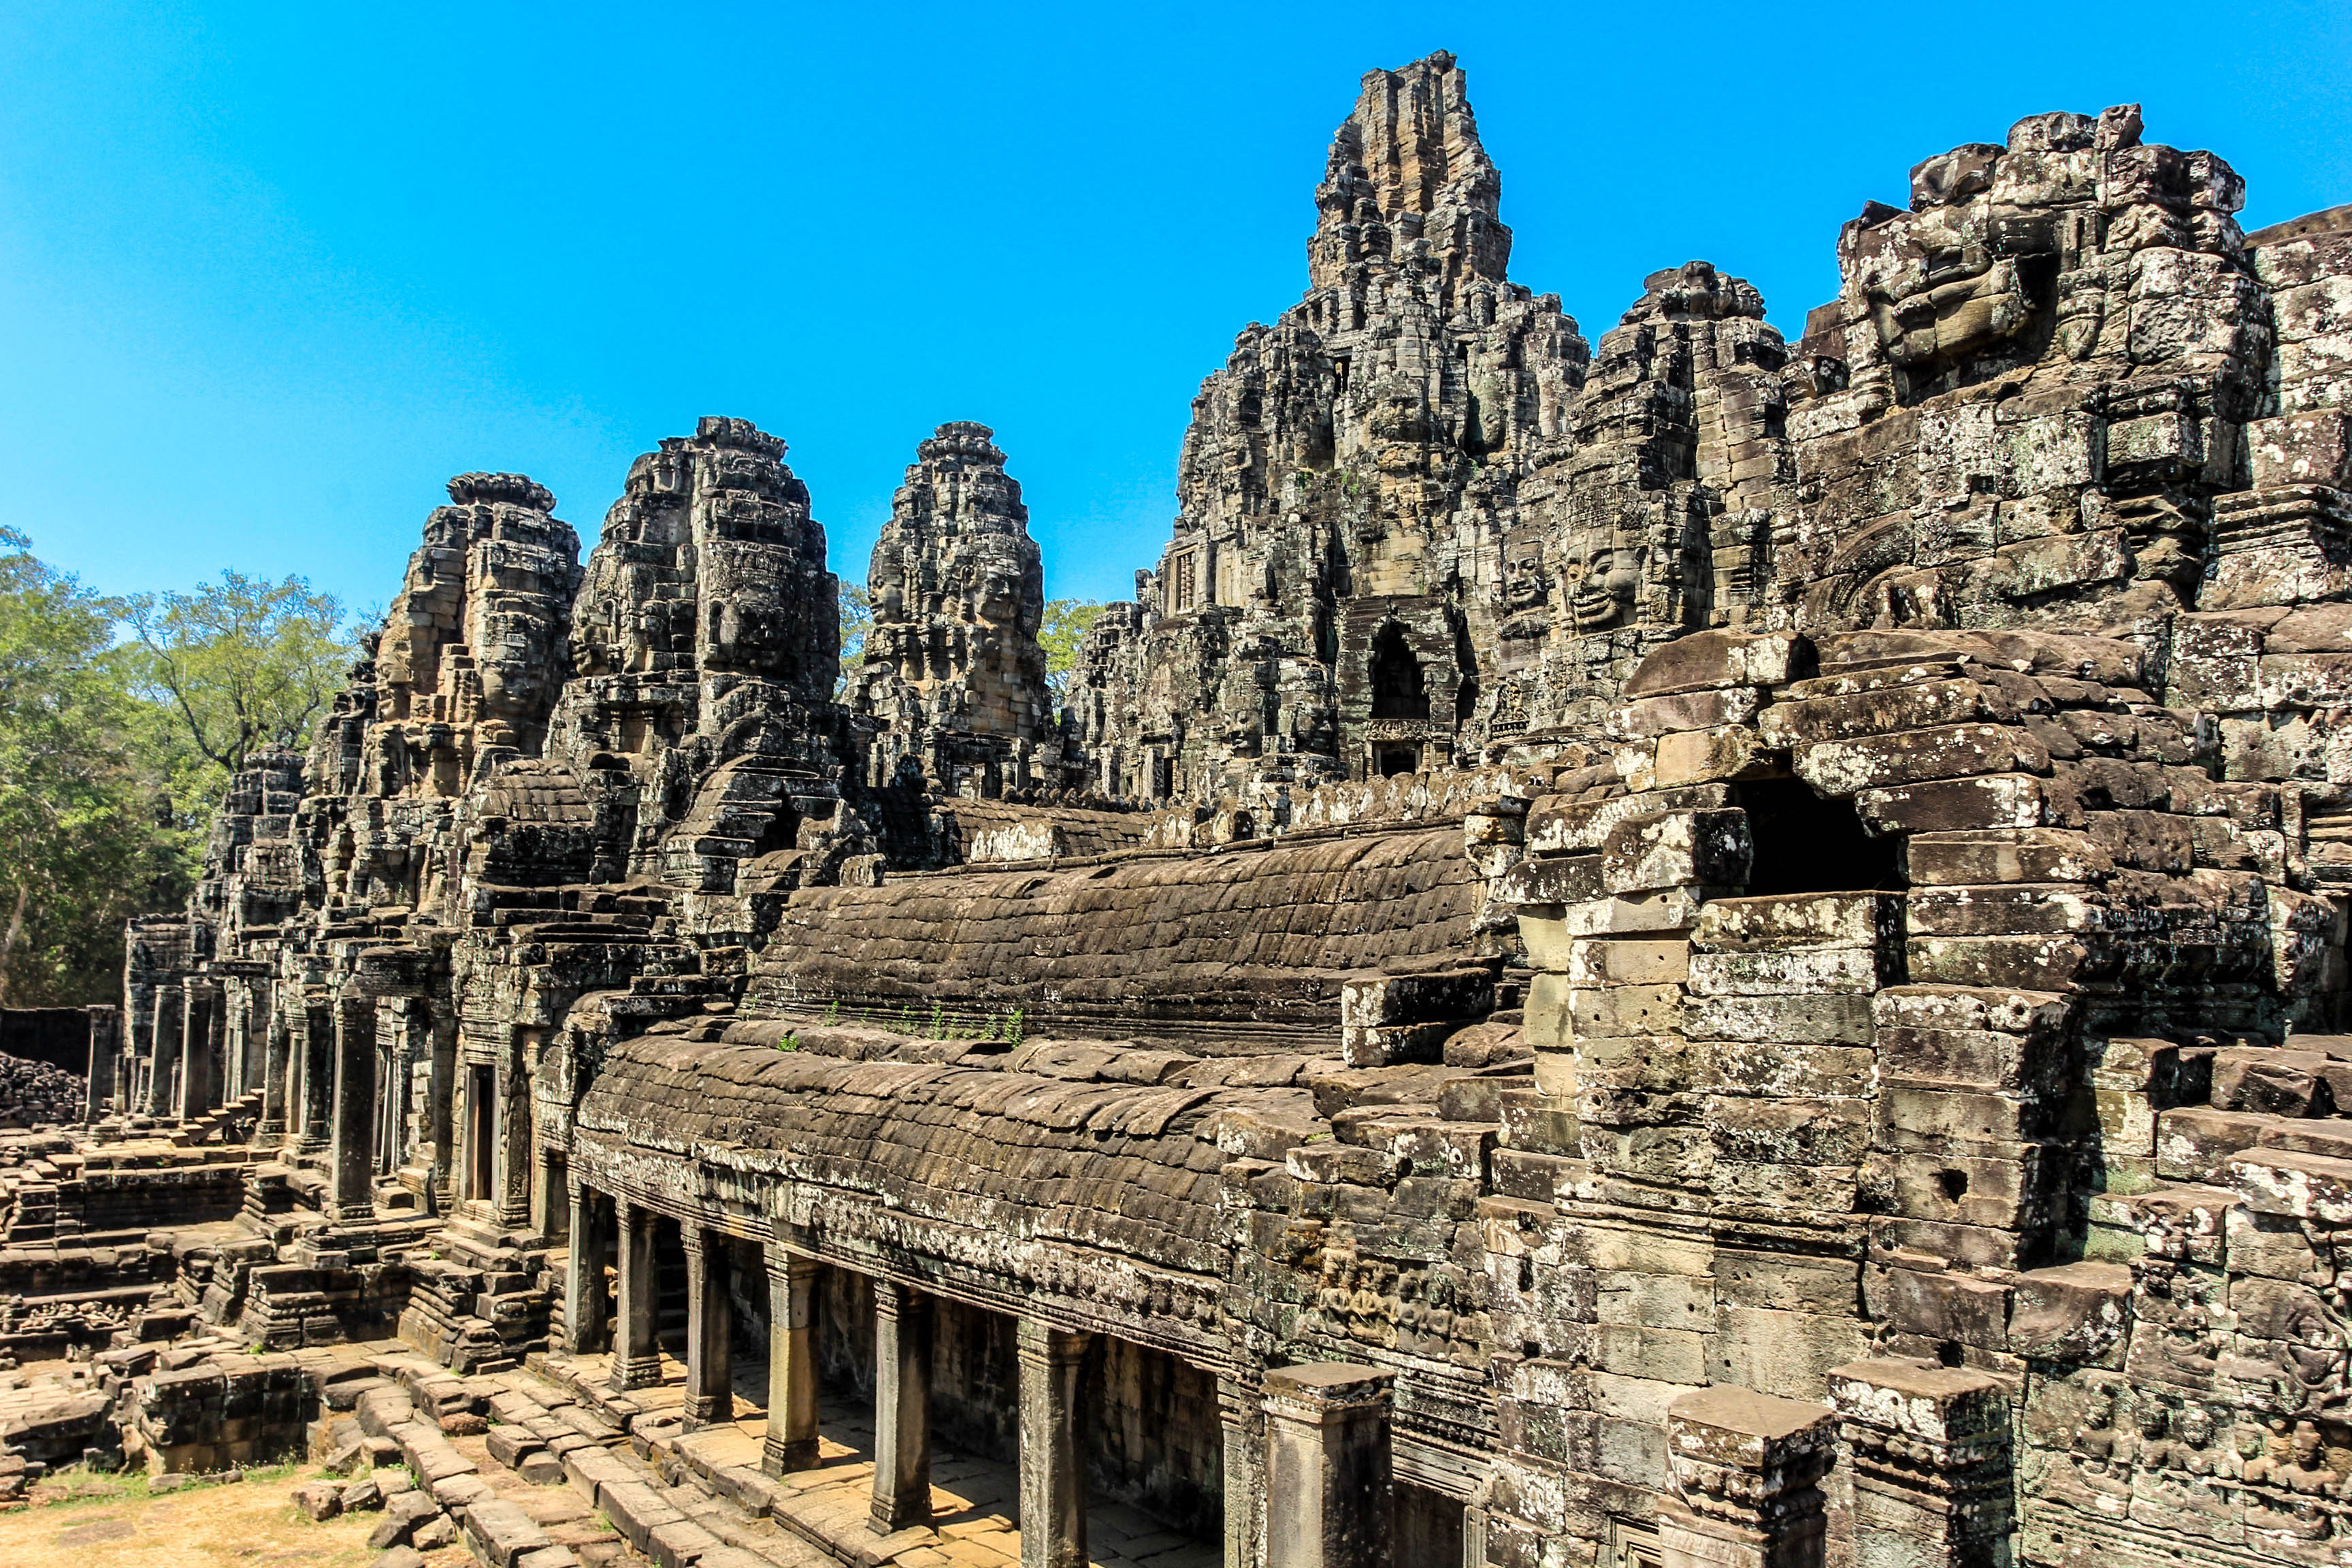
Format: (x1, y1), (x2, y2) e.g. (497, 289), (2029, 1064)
(1609, 687), (1765, 738)
(1625, 632), (1812, 698)
(2007, 1261), (2134, 1362)
(1652, 725), (1779, 787)
(2155, 1106), (2275, 1181)
(1857, 774), (2047, 834)
(2250, 410), (2352, 488)
(1601, 810), (1752, 894)
(1569, 983), (1684, 1040)
(1684, 993), (1874, 1046)
(1692, 892), (1901, 951)
(1759, 677), (2008, 745)
(1864, 1265), (2011, 1350)
(1566, 937), (1689, 987)
(1689, 947), (1884, 996)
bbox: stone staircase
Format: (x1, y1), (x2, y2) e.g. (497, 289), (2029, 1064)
(168, 1088), (265, 1147)
(327, 1348), (817, 1568)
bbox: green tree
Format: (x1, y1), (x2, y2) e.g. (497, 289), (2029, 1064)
(125, 571), (353, 829)
(1039, 598), (1107, 705)
(0, 530), (185, 1004)
(836, 583), (872, 700)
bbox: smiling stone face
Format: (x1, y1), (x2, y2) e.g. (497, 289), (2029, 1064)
(1560, 529), (1648, 633)
(1500, 529), (1550, 614)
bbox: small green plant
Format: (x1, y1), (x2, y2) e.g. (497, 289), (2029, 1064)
(824, 999), (840, 1024)
(928, 1003), (945, 1039)
(1007, 1007), (1026, 1047)
(775, 1032), (800, 1052)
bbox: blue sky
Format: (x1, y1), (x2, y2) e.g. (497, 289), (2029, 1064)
(2, 2), (2347, 617)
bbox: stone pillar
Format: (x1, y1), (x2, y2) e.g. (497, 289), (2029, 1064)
(1827, 1359), (2014, 1568)
(684, 1227), (734, 1429)
(1017, 1320), (1091, 1568)
(145, 983), (183, 1118)
(564, 1181), (609, 1355)
(177, 981), (220, 1118)
(328, 997), (377, 1220)
(1261, 1363), (1393, 1568)
(223, 983), (248, 1101)
(84, 1007), (121, 1122)
(1660, 1386), (1838, 1568)
(257, 1010), (290, 1139)
(610, 1203), (664, 1392)
(1218, 1375), (1267, 1568)
(762, 1245), (820, 1475)
(869, 1280), (933, 1534)
(298, 1001), (333, 1152)
(495, 1057), (534, 1229)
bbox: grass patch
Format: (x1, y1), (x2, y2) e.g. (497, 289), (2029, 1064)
(28, 1465), (150, 1507)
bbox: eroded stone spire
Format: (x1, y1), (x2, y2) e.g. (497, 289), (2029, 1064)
(1307, 50), (1510, 306)
(854, 421), (1055, 798)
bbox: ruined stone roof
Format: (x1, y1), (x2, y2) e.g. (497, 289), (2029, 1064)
(574, 1030), (1301, 1275)
(747, 824), (1479, 1036)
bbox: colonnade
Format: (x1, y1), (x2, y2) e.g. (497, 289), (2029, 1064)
(563, 1181), (1402, 1568)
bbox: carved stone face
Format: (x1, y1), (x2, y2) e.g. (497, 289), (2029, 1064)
(1503, 532), (1549, 612)
(2295, 1420), (2324, 1465)
(1559, 531), (1646, 633)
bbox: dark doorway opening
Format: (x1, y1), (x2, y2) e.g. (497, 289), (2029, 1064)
(1732, 778), (1903, 895)
(1377, 746), (1422, 778)
(465, 1064), (495, 1203)
(653, 1215), (689, 1359)
(1369, 625), (1429, 721)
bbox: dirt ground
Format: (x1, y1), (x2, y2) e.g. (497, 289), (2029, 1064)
(0, 1461), (469, 1568)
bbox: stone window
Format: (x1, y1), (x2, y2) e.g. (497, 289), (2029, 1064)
(1170, 553), (1197, 613)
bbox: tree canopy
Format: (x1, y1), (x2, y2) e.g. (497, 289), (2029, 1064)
(126, 572), (352, 828)
(0, 537), (357, 1004)
(1040, 598), (1107, 705)
(0, 532), (185, 1004)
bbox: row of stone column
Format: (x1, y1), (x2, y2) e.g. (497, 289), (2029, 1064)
(561, 1186), (1402, 1568)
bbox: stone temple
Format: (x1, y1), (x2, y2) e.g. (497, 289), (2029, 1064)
(3, 47), (2352, 1568)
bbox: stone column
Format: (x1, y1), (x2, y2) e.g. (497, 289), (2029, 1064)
(564, 1181), (609, 1355)
(610, 1203), (664, 1392)
(1017, 1319), (1091, 1568)
(145, 983), (183, 1118)
(1218, 1375), (1267, 1568)
(328, 997), (377, 1220)
(84, 1007), (121, 1122)
(684, 1227), (734, 1429)
(223, 983), (249, 1101)
(1828, 1359), (2014, 1568)
(427, 1012), (457, 1209)
(257, 1010), (290, 1139)
(172, 985), (212, 1120)
(1261, 1363), (1393, 1568)
(762, 1245), (820, 1475)
(298, 1001), (333, 1152)
(869, 1280), (933, 1534)
(495, 1058), (534, 1229)
(1660, 1385), (1838, 1568)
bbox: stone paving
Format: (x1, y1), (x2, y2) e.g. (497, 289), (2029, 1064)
(544, 1351), (1216, 1568)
